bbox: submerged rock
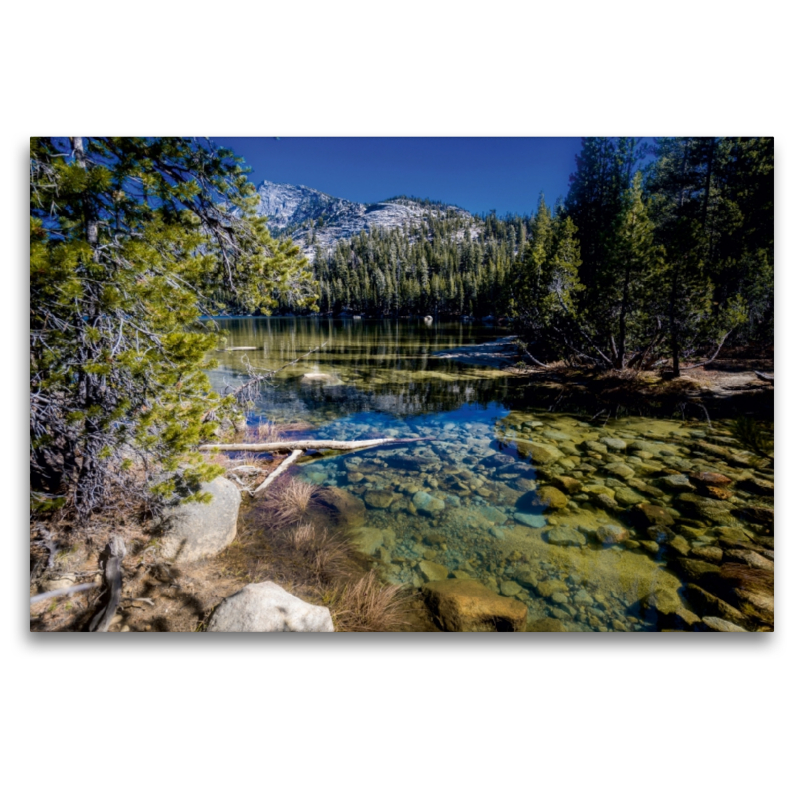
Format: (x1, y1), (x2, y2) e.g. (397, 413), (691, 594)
(514, 512), (548, 528)
(535, 579), (569, 599)
(364, 490), (395, 509)
(583, 440), (608, 455)
(689, 471), (733, 487)
(518, 442), (564, 464)
(637, 587), (700, 630)
(547, 527), (587, 547)
(538, 486), (569, 510)
(412, 491), (446, 516)
(727, 549), (774, 572)
(527, 618), (567, 632)
(422, 579), (528, 632)
(632, 503), (675, 530)
(479, 506), (508, 525)
(301, 372), (340, 385)
(737, 477), (774, 496)
(684, 584), (746, 625)
(735, 505), (774, 526)
(614, 487), (646, 507)
(676, 493), (735, 525)
(319, 487), (367, 528)
(351, 526), (396, 556)
(592, 493), (619, 511)
(605, 463), (635, 480)
(552, 475), (583, 494)
(207, 582), (334, 632)
(702, 616), (749, 632)
(418, 560), (450, 582)
(732, 587), (774, 626)
(676, 558), (723, 591)
(499, 580), (523, 597)
(662, 474), (693, 490)
(691, 546), (724, 563)
(593, 524), (629, 546)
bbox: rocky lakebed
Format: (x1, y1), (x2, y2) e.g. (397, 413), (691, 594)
(291, 409), (774, 632)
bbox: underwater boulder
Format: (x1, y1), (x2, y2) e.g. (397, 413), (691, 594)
(422, 579), (527, 632)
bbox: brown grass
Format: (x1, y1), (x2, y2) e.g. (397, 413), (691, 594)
(273, 477), (322, 525)
(278, 522), (352, 584)
(247, 420), (284, 443)
(322, 571), (410, 632)
(290, 522), (316, 548)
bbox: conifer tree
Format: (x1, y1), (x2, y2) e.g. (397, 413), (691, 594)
(30, 137), (317, 517)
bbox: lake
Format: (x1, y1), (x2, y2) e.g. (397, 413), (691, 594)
(207, 317), (774, 632)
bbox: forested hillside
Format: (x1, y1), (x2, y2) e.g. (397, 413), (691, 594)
(286, 137), (773, 376)
(309, 207), (524, 317)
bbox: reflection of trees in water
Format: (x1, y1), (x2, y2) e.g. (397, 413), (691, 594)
(247, 376), (517, 421)
(210, 317), (502, 378)
(504, 380), (773, 423)
(207, 319), (770, 425)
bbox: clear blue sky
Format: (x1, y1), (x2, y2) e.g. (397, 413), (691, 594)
(211, 137), (584, 217)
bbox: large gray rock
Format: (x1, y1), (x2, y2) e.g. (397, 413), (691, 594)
(207, 582), (334, 632)
(159, 476), (241, 563)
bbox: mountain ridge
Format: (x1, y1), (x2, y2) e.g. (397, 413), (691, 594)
(255, 180), (475, 255)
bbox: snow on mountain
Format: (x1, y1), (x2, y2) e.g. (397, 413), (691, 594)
(255, 181), (475, 256)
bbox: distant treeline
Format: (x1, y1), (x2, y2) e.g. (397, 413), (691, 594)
(284, 137), (773, 375)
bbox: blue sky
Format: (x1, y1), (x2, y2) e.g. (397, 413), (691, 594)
(211, 137), (585, 217)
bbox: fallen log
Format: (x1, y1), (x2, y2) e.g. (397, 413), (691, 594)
(251, 449), (303, 497)
(199, 436), (431, 453)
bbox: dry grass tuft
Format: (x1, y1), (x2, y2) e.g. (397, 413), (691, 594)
(290, 523), (316, 548)
(274, 477), (322, 525)
(248, 420), (284, 443)
(324, 571), (410, 632)
(278, 523), (351, 583)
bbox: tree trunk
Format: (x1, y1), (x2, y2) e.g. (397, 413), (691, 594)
(617, 260), (632, 369)
(199, 437), (431, 453)
(669, 263), (680, 378)
(89, 536), (126, 633)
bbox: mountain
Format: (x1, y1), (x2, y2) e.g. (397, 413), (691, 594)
(255, 181), (474, 255)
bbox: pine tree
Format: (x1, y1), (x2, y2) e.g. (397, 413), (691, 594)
(607, 173), (664, 367)
(30, 137), (317, 517)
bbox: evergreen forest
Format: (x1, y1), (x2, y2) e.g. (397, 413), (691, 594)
(303, 137), (773, 376)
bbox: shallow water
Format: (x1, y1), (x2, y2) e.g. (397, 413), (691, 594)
(208, 317), (775, 632)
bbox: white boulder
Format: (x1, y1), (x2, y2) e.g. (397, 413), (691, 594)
(207, 582), (335, 633)
(159, 476), (241, 563)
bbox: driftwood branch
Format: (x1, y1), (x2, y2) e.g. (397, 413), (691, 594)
(199, 436), (431, 453)
(684, 329), (733, 371)
(89, 535), (127, 633)
(251, 449), (303, 497)
(754, 371), (774, 384)
(30, 582), (97, 605)
(515, 340), (549, 369)
(230, 341), (328, 401)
